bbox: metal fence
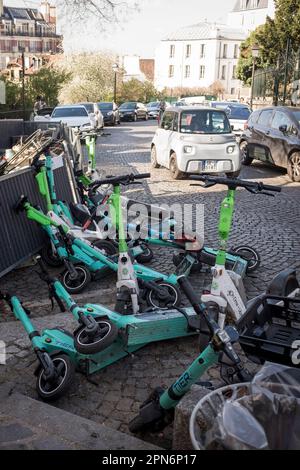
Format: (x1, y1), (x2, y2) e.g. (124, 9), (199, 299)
(0, 127), (76, 278)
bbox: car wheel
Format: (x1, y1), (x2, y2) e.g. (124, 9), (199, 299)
(151, 145), (160, 169)
(288, 152), (300, 182)
(170, 153), (184, 180)
(240, 141), (253, 166)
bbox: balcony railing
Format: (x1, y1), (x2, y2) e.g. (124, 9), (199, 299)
(0, 30), (61, 38)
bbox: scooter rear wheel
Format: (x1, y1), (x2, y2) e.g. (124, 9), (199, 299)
(232, 246), (261, 274)
(146, 283), (182, 309)
(93, 240), (118, 256)
(36, 354), (75, 402)
(62, 265), (91, 294)
(74, 318), (119, 355)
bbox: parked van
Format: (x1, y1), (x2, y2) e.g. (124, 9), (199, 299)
(151, 107), (241, 180)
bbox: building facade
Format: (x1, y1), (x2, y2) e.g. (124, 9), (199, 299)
(0, 1), (61, 75)
(154, 1), (276, 98)
(121, 55), (155, 83)
(228, 0), (275, 32)
(154, 23), (246, 96)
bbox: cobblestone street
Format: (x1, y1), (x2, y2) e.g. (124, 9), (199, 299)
(1, 121), (300, 449)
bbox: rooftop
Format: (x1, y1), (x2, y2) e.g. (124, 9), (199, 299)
(162, 22), (246, 42)
(1, 6), (48, 23)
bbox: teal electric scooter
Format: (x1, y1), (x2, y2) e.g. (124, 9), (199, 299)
(129, 276), (252, 434)
(0, 259), (204, 401)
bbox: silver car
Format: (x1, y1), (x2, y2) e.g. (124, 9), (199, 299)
(151, 107), (241, 180)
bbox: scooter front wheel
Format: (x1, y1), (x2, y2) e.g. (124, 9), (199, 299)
(74, 318), (119, 355)
(232, 246), (261, 274)
(146, 283), (182, 309)
(62, 265), (91, 294)
(36, 354), (75, 402)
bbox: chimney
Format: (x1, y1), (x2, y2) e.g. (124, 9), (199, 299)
(40, 1), (50, 22)
(49, 5), (57, 25)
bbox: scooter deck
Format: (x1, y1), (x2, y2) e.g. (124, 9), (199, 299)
(87, 305), (197, 347)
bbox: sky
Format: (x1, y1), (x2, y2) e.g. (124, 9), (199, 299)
(6, 0), (237, 57)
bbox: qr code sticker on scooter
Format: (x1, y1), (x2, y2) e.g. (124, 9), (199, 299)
(0, 341), (6, 365)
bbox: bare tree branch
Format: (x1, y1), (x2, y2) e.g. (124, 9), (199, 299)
(57, 0), (140, 27)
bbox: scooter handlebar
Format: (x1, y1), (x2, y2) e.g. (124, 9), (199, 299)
(90, 173), (150, 190)
(189, 175), (282, 193)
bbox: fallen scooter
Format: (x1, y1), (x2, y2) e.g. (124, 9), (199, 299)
(14, 176), (191, 308)
(0, 259), (205, 401)
(129, 276), (252, 434)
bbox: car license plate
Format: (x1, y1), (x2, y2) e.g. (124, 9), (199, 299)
(201, 161), (218, 172)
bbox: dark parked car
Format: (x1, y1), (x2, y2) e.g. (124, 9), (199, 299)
(240, 106), (300, 182)
(98, 102), (120, 126)
(119, 102), (148, 122)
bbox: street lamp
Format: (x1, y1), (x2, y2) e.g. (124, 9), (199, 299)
(19, 48), (26, 121)
(112, 63), (119, 103)
(250, 44), (260, 109)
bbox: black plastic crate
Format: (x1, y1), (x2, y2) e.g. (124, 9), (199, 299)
(238, 295), (300, 368)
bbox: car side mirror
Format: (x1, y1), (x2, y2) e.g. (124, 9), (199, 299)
(279, 124), (288, 134)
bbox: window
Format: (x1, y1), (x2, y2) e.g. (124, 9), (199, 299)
(227, 106), (251, 120)
(231, 88), (236, 96)
(232, 65), (237, 79)
(234, 44), (239, 59)
(200, 44), (205, 58)
(180, 110), (231, 135)
(257, 109), (273, 127)
(271, 111), (294, 133)
(223, 44), (228, 58)
(199, 65), (205, 79)
(170, 44), (175, 58)
(173, 113), (179, 132)
(52, 107), (89, 118)
(221, 65), (226, 80)
(185, 65), (190, 78)
(169, 65), (174, 78)
(161, 112), (174, 131)
(186, 44), (191, 58)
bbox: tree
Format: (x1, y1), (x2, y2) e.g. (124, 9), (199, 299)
(237, 0), (300, 85)
(57, 53), (116, 103)
(27, 66), (70, 106)
(118, 79), (161, 103)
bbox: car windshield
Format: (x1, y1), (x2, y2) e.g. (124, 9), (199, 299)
(148, 102), (159, 108)
(81, 104), (93, 113)
(52, 107), (88, 118)
(120, 102), (136, 109)
(292, 110), (300, 124)
(98, 103), (113, 111)
(227, 107), (251, 120)
(180, 110), (231, 134)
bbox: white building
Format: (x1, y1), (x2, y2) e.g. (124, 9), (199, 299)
(228, 0), (275, 32)
(154, 23), (246, 96)
(121, 55), (146, 82)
